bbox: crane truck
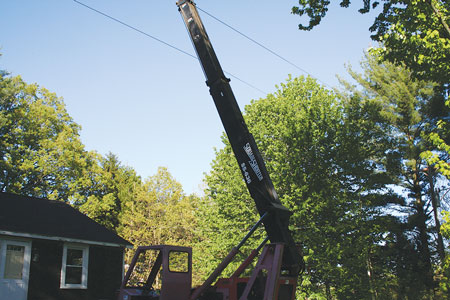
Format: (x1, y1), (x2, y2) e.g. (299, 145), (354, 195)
(117, 1), (304, 299)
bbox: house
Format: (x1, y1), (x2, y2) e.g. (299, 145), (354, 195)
(0, 192), (132, 300)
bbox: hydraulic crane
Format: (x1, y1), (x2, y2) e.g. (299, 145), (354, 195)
(117, 1), (304, 299)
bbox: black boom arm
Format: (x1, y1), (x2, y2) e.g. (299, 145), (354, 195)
(177, 0), (303, 273)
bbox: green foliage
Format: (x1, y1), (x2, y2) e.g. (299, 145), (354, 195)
(198, 75), (399, 298)
(292, 0), (450, 86)
(292, 0), (377, 31)
(341, 50), (450, 298)
(421, 99), (450, 178)
(198, 52), (448, 298)
(292, 0), (450, 213)
(4, 41), (449, 299)
(194, 134), (263, 280)
(437, 211), (450, 296)
(79, 153), (141, 231)
(0, 69), (205, 286)
(121, 167), (196, 246)
(120, 167), (200, 276)
(0, 72), (144, 233)
(0, 72), (96, 202)
(369, 0), (450, 86)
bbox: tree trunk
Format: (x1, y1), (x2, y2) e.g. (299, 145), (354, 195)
(325, 281), (332, 300)
(426, 166), (446, 262)
(367, 250), (378, 300)
(414, 168), (434, 294)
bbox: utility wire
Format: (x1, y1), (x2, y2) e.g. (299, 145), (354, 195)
(73, 0), (196, 59)
(72, 0), (267, 95)
(196, 6), (331, 88)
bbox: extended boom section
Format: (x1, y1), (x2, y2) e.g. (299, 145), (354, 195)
(177, 0), (303, 274)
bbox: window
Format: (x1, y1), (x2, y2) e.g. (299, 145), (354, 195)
(168, 251), (189, 273)
(60, 244), (89, 289)
(4, 245), (25, 279)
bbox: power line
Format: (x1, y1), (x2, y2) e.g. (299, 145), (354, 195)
(72, 0), (267, 95)
(73, 0), (196, 59)
(196, 5), (331, 88)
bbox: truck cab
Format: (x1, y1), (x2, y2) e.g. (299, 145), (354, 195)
(117, 245), (192, 300)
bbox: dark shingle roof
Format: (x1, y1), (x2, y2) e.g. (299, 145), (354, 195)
(0, 192), (131, 247)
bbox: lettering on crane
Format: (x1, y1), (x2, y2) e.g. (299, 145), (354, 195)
(243, 143), (264, 181)
(241, 163), (251, 184)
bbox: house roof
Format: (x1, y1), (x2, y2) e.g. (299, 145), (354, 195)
(0, 192), (132, 247)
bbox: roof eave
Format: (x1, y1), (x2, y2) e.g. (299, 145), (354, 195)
(0, 230), (133, 248)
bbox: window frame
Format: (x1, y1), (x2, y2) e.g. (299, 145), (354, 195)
(60, 243), (89, 289)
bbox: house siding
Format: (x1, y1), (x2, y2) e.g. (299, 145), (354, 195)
(87, 245), (124, 300)
(27, 238), (124, 300)
(28, 239), (63, 300)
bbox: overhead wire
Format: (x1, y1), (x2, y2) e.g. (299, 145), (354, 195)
(72, 0), (267, 95)
(72, 1), (330, 93)
(195, 5), (332, 89)
(73, 0), (196, 59)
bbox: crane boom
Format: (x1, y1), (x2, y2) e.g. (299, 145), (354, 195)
(116, 3), (304, 299)
(177, 0), (303, 274)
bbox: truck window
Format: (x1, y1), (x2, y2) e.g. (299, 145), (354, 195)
(168, 251), (189, 273)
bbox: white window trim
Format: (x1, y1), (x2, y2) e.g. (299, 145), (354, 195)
(60, 243), (89, 289)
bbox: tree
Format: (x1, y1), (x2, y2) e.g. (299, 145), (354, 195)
(0, 72), (96, 202)
(341, 51), (450, 297)
(438, 211), (450, 295)
(120, 167), (199, 281)
(292, 0), (450, 87)
(121, 167), (195, 246)
(199, 75), (398, 298)
(292, 0), (450, 207)
(79, 152), (142, 232)
(421, 99), (450, 179)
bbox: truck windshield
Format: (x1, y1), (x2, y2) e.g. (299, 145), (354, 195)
(126, 249), (162, 289)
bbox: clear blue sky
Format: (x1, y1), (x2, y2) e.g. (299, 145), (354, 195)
(0, 0), (380, 194)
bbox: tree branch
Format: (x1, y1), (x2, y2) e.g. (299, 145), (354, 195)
(428, 0), (450, 40)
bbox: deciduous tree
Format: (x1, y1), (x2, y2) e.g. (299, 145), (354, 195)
(199, 75), (397, 298)
(79, 153), (141, 232)
(0, 72), (96, 202)
(121, 167), (198, 264)
(292, 0), (450, 86)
